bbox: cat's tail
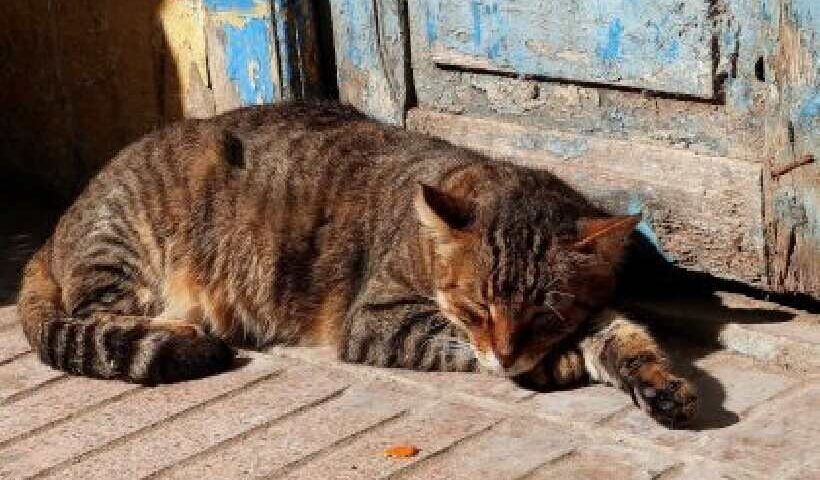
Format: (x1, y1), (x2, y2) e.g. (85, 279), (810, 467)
(17, 247), (235, 384)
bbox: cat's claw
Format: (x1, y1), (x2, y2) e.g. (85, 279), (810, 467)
(630, 374), (697, 428)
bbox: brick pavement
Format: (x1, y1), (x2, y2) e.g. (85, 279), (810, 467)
(0, 301), (818, 480)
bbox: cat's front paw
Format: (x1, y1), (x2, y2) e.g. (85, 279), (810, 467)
(623, 360), (698, 428)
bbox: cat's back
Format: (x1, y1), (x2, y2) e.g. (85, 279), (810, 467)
(48, 102), (476, 273)
(87, 101), (460, 202)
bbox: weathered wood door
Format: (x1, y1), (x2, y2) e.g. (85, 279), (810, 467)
(332, 0), (818, 298)
(0, 0), (321, 198)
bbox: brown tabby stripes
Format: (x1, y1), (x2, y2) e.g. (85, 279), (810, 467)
(17, 102), (696, 427)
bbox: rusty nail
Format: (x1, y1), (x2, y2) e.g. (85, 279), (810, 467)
(771, 154), (815, 179)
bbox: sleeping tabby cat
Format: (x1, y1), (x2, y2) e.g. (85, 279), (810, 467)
(18, 102), (696, 427)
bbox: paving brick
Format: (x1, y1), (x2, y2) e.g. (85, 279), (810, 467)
(0, 306), (17, 329)
(279, 399), (504, 480)
(745, 322), (820, 346)
(0, 376), (136, 445)
(0, 328), (30, 364)
(159, 385), (412, 479)
(664, 463), (756, 480)
(521, 384), (632, 424)
(697, 384), (820, 476)
(385, 369), (535, 403)
(0, 294), (816, 480)
(717, 324), (820, 372)
(525, 443), (676, 480)
(605, 352), (800, 447)
(396, 416), (577, 480)
(784, 461), (820, 480)
(695, 353), (799, 415)
(0, 353), (286, 479)
(283, 345), (534, 403)
(0, 352), (64, 402)
(40, 364), (351, 480)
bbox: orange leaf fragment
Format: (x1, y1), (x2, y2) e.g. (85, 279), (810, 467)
(384, 444), (420, 458)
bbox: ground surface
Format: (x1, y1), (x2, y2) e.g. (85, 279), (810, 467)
(1, 191), (819, 479)
(1, 296), (819, 480)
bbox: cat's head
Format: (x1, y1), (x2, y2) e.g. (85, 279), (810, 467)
(415, 182), (639, 377)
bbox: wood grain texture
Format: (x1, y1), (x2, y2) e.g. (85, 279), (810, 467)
(330, 0), (408, 125)
(158, 0), (215, 119)
(273, 0), (323, 100)
(0, 0), (171, 197)
(411, 0), (714, 98)
(0, 0), (76, 194)
(409, 0), (771, 162)
(762, 0), (819, 298)
(203, 0), (281, 112)
(407, 108), (766, 285)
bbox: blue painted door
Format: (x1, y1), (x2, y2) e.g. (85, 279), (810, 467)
(414, 0), (713, 98)
(331, 0), (818, 295)
(202, 0), (320, 111)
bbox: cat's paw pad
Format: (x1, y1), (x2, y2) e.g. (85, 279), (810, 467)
(628, 366), (697, 428)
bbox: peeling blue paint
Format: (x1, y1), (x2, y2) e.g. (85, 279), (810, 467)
(465, 0), (506, 60)
(417, 0), (713, 97)
(760, 0), (773, 22)
(597, 18), (623, 62)
(470, 0), (482, 48)
(793, 0), (820, 35)
(797, 92), (820, 120)
(341, 0), (372, 69)
(627, 195), (674, 262)
(203, 0), (258, 12)
(223, 18), (276, 104)
(425, 2), (438, 44)
(663, 39), (680, 62)
(728, 79), (753, 110)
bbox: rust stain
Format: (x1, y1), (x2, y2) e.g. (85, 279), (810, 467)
(771, 154), (815, 179)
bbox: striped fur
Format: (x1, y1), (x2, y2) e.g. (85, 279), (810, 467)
(17, 102), (695, 425)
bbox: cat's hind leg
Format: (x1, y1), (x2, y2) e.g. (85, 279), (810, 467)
(18, 248), (234, 385)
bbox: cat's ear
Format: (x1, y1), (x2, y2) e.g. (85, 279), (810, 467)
(414, 183), (476, 237)
(573, 215), (641, 262)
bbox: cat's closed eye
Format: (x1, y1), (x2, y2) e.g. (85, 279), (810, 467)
(455, 300), (488, 325)
(529, 312), (562, 330)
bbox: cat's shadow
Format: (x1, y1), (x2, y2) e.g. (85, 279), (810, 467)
(609, 234), (804, 430)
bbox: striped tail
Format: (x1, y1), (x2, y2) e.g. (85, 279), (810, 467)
(17, 248), (235, 384)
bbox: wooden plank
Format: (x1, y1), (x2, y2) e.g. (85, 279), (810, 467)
(409, 0), (713, 98)
(0, 0), (166, 198)
(203, 0), (281, 113)
(272, 0), (323, 100)
(330, 0), (408, 125)
(403, 1), (772, 164)
(762, 0), (820, 298)
(157, 0), (215, 119)
(0, 0), (72, 194)
(49, 0), (172, 177)
(407, 107), (766, 285)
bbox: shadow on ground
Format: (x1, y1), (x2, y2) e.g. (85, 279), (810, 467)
(611, 235), (807, 430)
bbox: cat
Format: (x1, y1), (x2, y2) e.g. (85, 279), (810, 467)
(18, 102), (696, 427)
